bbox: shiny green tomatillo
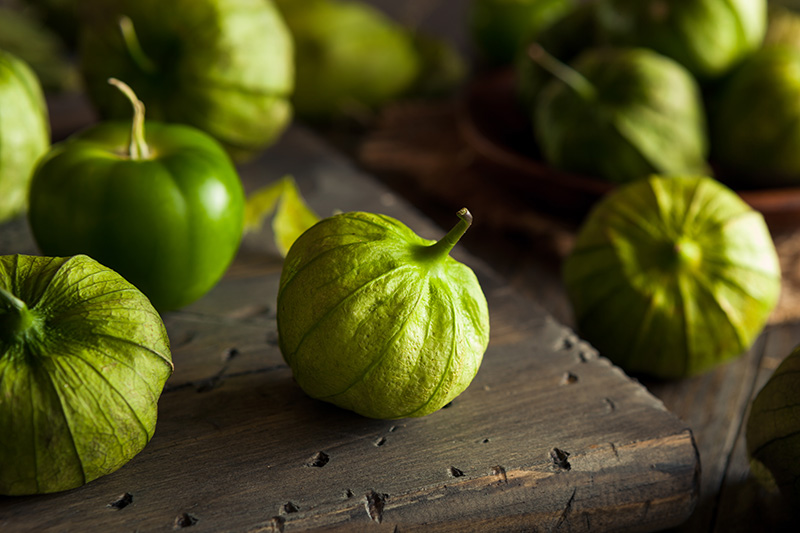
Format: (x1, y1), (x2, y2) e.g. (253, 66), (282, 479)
(28, 79), (245, 312)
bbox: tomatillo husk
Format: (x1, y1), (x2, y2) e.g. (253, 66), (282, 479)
(563, 175), (780, 379)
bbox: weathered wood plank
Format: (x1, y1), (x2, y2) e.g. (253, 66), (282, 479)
(0, 126), (697, 531)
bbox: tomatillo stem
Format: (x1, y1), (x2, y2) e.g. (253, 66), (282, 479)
(108, 77), (151, 160)
(0, 287), (36, 342)
(119, 16), (158, 74)
(528, 43), (597, 101)
(426, 207), (473, 259)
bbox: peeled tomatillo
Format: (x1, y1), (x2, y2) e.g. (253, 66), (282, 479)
(277, 209), (490, 419)
(0, 254), (173, 495)
(28, 79), (245, 312)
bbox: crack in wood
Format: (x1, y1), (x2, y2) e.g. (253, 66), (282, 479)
(162, 364), (289, 394)
(365, 490), (387, 523)
(554, 488), (577, 529)
(609, 442), (619, 459)
(107, 492), (133, 510)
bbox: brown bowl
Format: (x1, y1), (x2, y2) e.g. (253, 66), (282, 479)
(457, 69), (800, 232)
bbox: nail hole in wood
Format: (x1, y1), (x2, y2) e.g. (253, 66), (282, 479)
(560, 372), (578, 385)
(173, 512), (198, 529)
(282, 501), (299, 514)
(491, 465), (508, 483)
(374, 437), (386, 447)
(306, 451), (329, 467)
(550, 448), (571, 470)
(222, 347), (240, 362)
(448, 466), (465, 478)
(365, 490), (387, 523)
(107, 492), (133, 510)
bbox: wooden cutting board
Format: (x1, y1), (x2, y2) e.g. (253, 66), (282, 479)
(0, 126), (698, 532)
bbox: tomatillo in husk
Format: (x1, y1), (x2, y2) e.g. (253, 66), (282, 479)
(275, 0), (419, 120)
(28, 79), (245, 312)
(78, 0), (294, 161)
(0, 50), (50, 223)
(0, 254), (173, 495)
(563, 175), (780, 379)
(712, 45), (800, 186)
(533, 46), (709, 184)
(277, 209), (490, 419)
(593, 0), (767, 79)
(469, 0), (578, 66)
(746, 344), (800, 507)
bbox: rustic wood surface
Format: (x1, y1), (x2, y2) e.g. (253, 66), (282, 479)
(0, 124), (698, 532)
(357, 100), (800, 533)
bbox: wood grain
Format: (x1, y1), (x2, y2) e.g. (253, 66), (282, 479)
(0, 126), (698, 531)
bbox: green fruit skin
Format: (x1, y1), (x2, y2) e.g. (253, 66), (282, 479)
(746, 344), (800, 506)
(277, 212), (490, 419)
(0, 50), (50, 223)
(27, 121), (245, 312)
(78, 0), (294, 161)
(469, 0), (578, 66)
(594, 0), (767, 79)
(0, 254), (173, 495)
(275, 0), (420, 120)
(563, 175), (780, 379)
(712, 46), (800, 185)
(535, 47), (709, 184)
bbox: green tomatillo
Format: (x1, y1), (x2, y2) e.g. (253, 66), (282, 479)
(0, 254), (173, 495)
(593, 0), (767, 79)
(277, 209), (490, 419)
(563, 175), (780, 379)
(0, 49), (50, 223)
(711, 45), (800, 186)
(28, 79), (245, 312)
(532, 46), (709, 184)
(746, 343), (800, 507)
(275, 0), (419, 120)
(78, 0), (294, 161)
(469, 0), (578, 66)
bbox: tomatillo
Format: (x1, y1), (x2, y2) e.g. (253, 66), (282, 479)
(28, 79), (245, 312)
(1, 254), (173, 495)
